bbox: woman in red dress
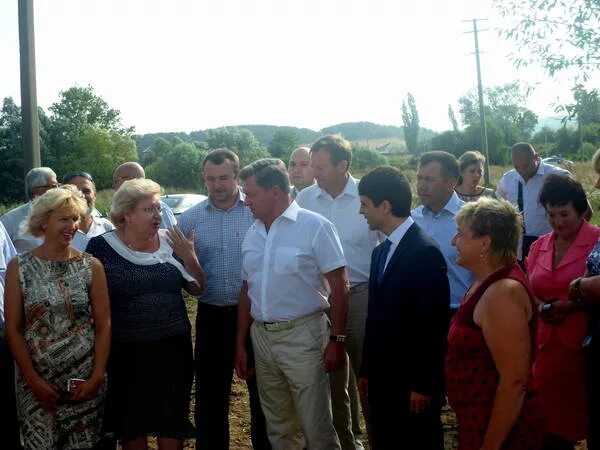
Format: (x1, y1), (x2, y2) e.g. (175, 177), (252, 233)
(446, 197), (545, 450)
(526, 174), (600, 449)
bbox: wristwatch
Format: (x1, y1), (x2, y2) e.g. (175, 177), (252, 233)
(330, 335), (347, 343)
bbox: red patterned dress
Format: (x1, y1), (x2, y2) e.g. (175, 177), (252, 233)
(446, 264), (545, 450)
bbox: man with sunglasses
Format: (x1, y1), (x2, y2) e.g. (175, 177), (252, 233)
(63, 171), (114, 251)
(0, 167), (58, 253)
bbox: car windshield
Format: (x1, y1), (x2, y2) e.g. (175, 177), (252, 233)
(161, 196), (184, 208)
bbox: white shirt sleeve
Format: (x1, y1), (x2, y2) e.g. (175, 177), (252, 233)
(312, 220), (346, 274)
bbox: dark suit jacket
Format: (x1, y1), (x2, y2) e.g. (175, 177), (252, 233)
(360, 222), (450, 400)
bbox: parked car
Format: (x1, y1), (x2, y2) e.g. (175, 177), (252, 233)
(542, 155), (574, 169)
(161, 193), (207, 217)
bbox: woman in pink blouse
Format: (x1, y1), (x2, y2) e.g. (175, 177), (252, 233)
(526, 174), (600, 449)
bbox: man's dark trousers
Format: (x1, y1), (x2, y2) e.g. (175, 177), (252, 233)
(0, 332), (22, 450)
(194, 302), (270, 450)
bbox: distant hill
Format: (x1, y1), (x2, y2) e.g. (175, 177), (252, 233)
(133, 121), (438, 151)
(235, 125), (320, 146)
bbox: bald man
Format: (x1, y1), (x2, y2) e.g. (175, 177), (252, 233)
(288, 147), (315, 199)
(112, 162), (177, 229)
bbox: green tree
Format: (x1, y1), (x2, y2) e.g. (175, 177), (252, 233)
(351, 145), (389, 170)
(459, 81), (538, 141)
(429, 130), (464, 158)
(463, 120), (507, 165)
(401, 93), (420, 154)
(47, 85), (133, 167)
(61, 127), (138, 189)
(0, 97), (25, 201)
(146, 141), (204, 190)
(268, 128), (300, 160)
(494, 0), (600, 79)
(204, 127), (268, 167)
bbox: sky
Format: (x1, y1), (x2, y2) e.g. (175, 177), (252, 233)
(0, 0), (587, 134)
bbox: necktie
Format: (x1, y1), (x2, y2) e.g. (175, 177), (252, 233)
(377, 239), (392, 283)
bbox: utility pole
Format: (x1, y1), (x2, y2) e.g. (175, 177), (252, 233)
(18, 0), (41, 176)
(464, 18), (490, 186)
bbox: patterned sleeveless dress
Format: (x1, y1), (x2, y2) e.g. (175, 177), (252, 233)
(15, 252), (106, 450)
(446, 264), (545, 450)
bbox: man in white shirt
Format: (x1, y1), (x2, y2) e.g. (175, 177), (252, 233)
(496, 142), (570, 260)
(235, 158), (349, 450)
(0, 167), (58, 253)
(288, 146), (314, 199)
(296, 135), (378, 448)
(112, 162), (176, 229)
(63, 171), (115, 251)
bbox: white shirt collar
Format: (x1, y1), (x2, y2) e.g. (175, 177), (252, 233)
(316, 174), (358, 200)
(386, 216), (414, 245)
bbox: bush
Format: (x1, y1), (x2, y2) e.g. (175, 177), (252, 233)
(351, 145), (388, 170)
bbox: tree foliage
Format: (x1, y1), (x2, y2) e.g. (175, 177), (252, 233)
(351, 144), (389, 170)
(145, 141), (205, 191)
(0, 86), (136, 201)
(268, 127), (300, 160)
(204, 127), (269, 168)
(401, 93), (420, 154)
(494, 0), (600, 79)
(459, 81), (538, 141)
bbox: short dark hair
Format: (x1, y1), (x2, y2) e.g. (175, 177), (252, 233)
(538, 174), (588, 215)
(511, 142), (536, 158)
(310, 135), (352, 168)
(358, 167), (412, 217)
(62, 171), (95, 185)
(239, 158), (290, 194)
(419, 151), (459, 180)
(202, 148), (240, 176)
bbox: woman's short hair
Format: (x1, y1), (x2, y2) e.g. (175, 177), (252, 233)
(457, 151), (485, 186)
(456, 197), (522, 266)
(110, 178), (162, 227)
(538, 174), (588, 215)
(24, 185), (87, 237)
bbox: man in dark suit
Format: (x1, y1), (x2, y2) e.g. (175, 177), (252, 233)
(357, 167), (450, 450)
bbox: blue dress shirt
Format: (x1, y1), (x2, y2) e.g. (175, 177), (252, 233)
(411, 192), (473, 309)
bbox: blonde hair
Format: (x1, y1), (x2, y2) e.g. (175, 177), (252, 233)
(110, 178), (162, 228)
(24, 185), (87, 237)
(456, 197), (522, 266)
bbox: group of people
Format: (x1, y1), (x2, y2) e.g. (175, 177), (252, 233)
(0, 136), (599, 450)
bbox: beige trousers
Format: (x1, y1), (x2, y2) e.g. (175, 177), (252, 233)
(329, 284), (369, 449)
(251, 314), (341, 450)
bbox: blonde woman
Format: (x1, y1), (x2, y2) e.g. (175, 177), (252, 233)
(4, 185), (111, 449)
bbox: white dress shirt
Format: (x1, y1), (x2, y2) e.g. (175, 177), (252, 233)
(382, 216), (414, 271)
(0, 221), (17, 322)
(241, 201), (346, 323)
(0, 202), (43, 254)
(496, 161), (570, 237)
(295, 175), (378, 284)
(74, 216), (115, 252)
